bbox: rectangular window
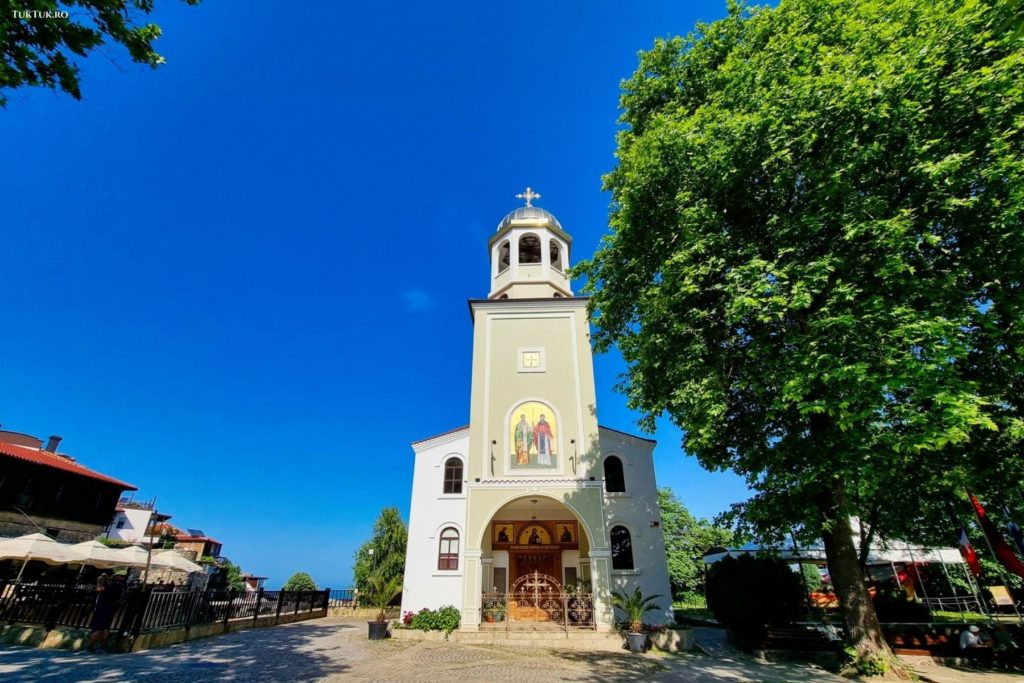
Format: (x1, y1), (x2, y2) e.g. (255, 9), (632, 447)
(493, 567), (507, 593)
(116, 519), (126, 529)
(563, 566), (578, 589)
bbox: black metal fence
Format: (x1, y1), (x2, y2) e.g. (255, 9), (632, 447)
(0, 582), (329, 638)
(327, 588), (357, 609)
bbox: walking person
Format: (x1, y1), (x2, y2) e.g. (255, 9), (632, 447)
(87, 572), (124, 652)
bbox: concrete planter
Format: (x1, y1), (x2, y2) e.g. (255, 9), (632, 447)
(390, 628), (449, 641)
(367, 621), (389, 640)
(626, 632), (647, 653)
(650, 628), (695, 653)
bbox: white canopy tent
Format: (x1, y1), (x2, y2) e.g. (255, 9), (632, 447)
(703, 542), (965, 566)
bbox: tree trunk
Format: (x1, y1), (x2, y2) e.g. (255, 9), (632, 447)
(818, 487), (891, 658)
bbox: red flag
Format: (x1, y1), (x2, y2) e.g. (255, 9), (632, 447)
(968, 490), (1024, 580)
(958, 525), (982, 577)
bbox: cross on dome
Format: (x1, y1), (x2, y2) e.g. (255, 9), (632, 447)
(516, 187), (541, 207)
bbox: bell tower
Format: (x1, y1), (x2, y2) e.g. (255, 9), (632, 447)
(488, 188), (573, 299)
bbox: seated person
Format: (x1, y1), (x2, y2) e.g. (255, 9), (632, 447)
(817, 616), (843, 643)
(960, 625), (994, 666)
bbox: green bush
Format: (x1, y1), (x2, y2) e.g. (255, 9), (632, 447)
(705, 555), (804, 641)
(282, 571), (318, 592)
(409, 605), (461, 636)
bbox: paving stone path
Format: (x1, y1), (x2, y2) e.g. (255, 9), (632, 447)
(0, 618), (1016, 682)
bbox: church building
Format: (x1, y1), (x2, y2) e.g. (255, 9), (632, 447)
(401, 191), (672, 632)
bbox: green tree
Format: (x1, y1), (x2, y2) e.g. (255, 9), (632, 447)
(352, 507), (407, 594)
(576, 0), (1023, 666)
(282, 571), (318, 592)
(0, 0), (200, 106)
(205, 557), (246, 592)
(801, 563), (823, 593)
(658, 488), (733, 600)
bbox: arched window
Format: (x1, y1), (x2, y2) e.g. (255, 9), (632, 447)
(443, 458), (463, 494)
(519, 234), (541, 263)
(553, 292), (563, 298)
(610, 525), (634, 570)
(498, 240), (510, 273)
(549, 240), (563, 270)
(604, 456), (625, 493)
(438, 527), (459, 570)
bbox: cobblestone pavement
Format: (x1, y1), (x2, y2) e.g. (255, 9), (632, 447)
(0, 618), (1015, 682)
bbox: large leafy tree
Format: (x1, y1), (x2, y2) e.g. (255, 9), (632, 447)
(0, 0), (200, 106)
(658, 488), (733, 601)
(577, 0), (1023, 665)
(282, 571), (318, 592)
(352, 507), (407, 594)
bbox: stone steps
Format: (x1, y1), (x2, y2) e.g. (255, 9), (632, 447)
(392, 626), (624, 651)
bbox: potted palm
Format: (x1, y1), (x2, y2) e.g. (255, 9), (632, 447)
(366, 573), (403, 640)
(612, 587), (663, 654)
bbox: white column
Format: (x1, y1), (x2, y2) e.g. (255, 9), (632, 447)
(460, 549), (483, 631)
(588, 549), (614, 631)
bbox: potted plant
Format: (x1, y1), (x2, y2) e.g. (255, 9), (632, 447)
(482, 595), (506, 623)
(365, 573), (403, 640)
(612, 586), (663, 654)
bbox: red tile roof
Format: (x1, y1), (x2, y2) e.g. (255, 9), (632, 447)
(411, 425), (469, 445)
(0, 442), (136, 490)
(175, 535), (222, 545)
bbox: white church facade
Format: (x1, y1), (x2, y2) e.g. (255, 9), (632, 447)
(401, 193), (672, 632)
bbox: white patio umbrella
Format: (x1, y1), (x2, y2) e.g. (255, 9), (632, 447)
(110, 544), (153, 568)
(69, 540), (130, 569)
(150, 550), (203, 573)
(0, 532), (86, 580)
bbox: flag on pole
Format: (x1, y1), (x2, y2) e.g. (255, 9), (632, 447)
(1004, 507), (1024, 556)
(967, 490), (1024, 580)
(950, 502), (983, 576)
(958, 524), (983, 577)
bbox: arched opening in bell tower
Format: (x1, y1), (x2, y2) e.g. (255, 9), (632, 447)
(518, 234), (542, 264)
(497, 239), (510, 273)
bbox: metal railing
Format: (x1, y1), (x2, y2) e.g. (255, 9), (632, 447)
(0, 582), (329, 637)
(327, 588), (358, 609)
(922, 595), (986, 614)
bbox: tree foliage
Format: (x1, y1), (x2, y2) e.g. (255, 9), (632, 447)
(576, 0), (1023, 661)
(205, 557), (245, 592)
(658, 487), (733, 600)
(352, 507), (407, 594)
(0, 0), (200, 106)
(282, 571), (318, 592)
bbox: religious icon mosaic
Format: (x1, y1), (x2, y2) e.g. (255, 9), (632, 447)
(490, 520), (578, 550)
(509, 401), (557, 469)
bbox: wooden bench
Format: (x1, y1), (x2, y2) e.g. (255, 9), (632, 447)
(886, 631), (958, 656)
(886, 631), (996, 667)
(764, 625), (842, 652)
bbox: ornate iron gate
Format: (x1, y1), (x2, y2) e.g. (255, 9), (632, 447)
(481, 571), (595, 630)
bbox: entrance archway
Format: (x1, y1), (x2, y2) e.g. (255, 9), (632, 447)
(482, 496), (591, 593)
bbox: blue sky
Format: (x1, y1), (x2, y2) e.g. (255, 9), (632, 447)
(1, 0), (749, 588)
